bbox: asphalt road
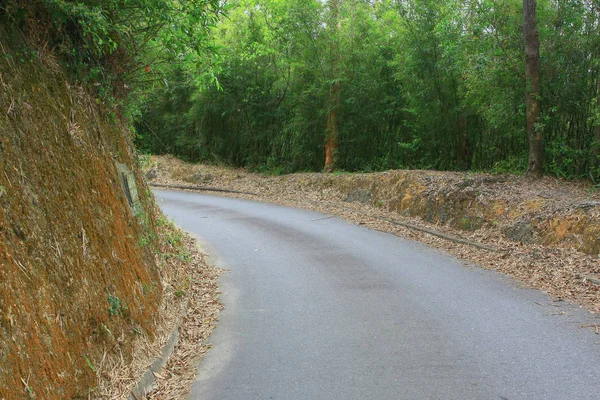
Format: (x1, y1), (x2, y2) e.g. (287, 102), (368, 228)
(155, 190), (600, 400)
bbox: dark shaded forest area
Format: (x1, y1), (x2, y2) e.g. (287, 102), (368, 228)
(135, 0), (600, 181)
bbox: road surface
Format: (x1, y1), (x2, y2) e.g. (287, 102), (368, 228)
(155, 190), (600, 400)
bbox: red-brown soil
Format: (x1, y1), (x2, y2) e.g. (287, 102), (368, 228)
(0, 28), (161, 399)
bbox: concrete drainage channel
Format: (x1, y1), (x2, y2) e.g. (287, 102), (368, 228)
(114, 164), (189, 399)
(130, 298), (190, 399)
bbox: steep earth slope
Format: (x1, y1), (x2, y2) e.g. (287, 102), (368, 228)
(0, 27), (165, 398)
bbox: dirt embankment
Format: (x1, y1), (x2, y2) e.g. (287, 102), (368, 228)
(0, 29), (221, 399)
(146, 156), (600, 314)
(323, 171), (600, 256)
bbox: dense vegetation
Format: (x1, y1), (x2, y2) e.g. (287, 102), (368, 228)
(3, 1), (600, 180)
(134, 0), (600, 181)
(0, 2), (229, 397)
(0, 0), (225, 109)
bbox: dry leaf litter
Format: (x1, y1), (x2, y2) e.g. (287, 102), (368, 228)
(147, 155), (600, 316)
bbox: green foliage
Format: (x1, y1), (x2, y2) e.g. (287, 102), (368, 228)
(84, 354), (96, 372)
(156, 216), (192, 261)
(8, 0), (598, 181)
(137, 153), (155, 171)
(135, 209), (158, 247)
(491, 156), (527, 175)
(0, 0), (226, 103)
(107, 294), (123, 317)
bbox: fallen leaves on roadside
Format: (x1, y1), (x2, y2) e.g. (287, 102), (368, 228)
(148, 155), (600, 315)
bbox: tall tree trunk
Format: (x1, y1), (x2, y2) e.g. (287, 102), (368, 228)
(456, 115), (472, 169)
(593, 2), (600, 177)
(524, 0), (543, 177)
(325, 81), (341, 171)
(593, 74), (600, 175)
(324, 0), (341, 172)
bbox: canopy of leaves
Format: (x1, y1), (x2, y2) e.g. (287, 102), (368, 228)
(6, 0), (600, 181)
(0, 0), (225, 101)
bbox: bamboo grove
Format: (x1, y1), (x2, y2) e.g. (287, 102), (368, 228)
(135, 0), (600, 180)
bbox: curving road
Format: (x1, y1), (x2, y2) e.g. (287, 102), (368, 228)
(155, 190), (600, 400)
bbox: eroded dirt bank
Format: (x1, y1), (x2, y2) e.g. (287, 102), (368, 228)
(0, 29), (221, 399)
(146, 155), (600, 315)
